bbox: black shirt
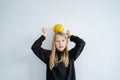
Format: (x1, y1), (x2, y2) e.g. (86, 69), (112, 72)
(31, 35), (85, 80)
(51, 51), (67, 80)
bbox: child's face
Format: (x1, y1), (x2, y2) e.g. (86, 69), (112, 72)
(55, 34), (67, 52)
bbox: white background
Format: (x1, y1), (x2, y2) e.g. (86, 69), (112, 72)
(0, 0), (120, 80)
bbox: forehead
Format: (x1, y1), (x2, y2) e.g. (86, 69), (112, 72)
(55, 34), (66, 40)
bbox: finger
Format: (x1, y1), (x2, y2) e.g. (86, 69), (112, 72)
(42, 28), (44, 33)
(66, 30), (70, 33)
(42, 28), (46, 32)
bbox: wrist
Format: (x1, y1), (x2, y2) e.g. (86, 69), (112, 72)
(43, 34), (47, 38)
(67, 35), (71, 39)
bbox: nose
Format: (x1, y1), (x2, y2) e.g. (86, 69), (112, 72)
(59, 41), (62, 45)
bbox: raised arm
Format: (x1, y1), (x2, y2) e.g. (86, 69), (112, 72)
(31, 28), (50, 63)
(69, 35), (86, 61)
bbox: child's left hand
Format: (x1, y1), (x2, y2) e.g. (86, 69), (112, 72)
(65, 30), (71, 38)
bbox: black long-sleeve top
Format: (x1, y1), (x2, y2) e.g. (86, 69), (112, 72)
(31, 35), (85, 80)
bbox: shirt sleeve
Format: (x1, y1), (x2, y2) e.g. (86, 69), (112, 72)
(31, 35), (50, 63)
(69, 35), (86, 61)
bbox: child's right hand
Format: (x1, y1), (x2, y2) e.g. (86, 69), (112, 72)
(42, 28), (48, 37)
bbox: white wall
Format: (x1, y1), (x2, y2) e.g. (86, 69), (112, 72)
(0, 0), (120, 80)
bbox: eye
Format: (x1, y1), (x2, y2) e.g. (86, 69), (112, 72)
(56, 40), (60, 42)
(62, 40), (65, 42)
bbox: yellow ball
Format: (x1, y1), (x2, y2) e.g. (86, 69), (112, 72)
(53, 24), (64, 32)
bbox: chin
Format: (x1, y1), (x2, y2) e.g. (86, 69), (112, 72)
(58, 49), (64, 52)
(60, 50), (64, 52)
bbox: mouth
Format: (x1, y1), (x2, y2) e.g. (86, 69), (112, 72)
(59, 46), (64, 48)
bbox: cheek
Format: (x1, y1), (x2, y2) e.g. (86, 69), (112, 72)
(63, 41), (67, 46)
(55, 42), (59, 47)
(64, 43), (67, 48)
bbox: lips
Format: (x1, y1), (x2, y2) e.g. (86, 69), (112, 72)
(59, 46), (64, 48)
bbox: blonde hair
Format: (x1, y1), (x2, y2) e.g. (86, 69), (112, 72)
(49, 32), (69, 70)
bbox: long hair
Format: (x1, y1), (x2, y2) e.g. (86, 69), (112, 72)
(49, 32), (69, 70)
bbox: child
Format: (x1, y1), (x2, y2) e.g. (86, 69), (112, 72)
(31, 27), (85, 80)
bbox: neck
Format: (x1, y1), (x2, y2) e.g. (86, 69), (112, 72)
(56, 49), (64, 61)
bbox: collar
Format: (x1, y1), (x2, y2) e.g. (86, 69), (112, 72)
(56, 50), (64, 60)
